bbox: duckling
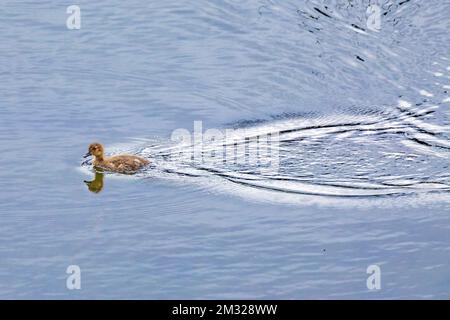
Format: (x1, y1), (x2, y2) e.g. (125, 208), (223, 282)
(84, 142), (150, 174)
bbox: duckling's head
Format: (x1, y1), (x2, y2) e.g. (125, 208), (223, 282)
(85, 142), (104, 159)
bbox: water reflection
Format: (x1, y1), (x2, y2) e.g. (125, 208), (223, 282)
(84, 171), (104, 194)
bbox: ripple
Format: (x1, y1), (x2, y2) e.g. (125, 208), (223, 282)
(82, 99), (450, 206)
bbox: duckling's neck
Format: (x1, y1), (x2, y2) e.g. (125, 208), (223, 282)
(94, 155), (105, 163)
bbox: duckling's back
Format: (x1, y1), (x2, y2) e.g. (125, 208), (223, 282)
(97, 155), (150, 173)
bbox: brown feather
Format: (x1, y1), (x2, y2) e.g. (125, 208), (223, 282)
(87, 143), (150, 174)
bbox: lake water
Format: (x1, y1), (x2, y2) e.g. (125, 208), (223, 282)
(0, 0), (449, 299)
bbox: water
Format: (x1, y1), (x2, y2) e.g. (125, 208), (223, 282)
(0, 0), (449, 299)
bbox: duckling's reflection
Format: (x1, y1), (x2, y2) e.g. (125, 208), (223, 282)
(84, 171), (104, 193)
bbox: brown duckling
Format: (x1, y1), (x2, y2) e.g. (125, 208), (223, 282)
(84, 142), (150, 174)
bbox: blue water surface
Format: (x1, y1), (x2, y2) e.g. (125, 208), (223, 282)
(0, 0), (450, 299)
